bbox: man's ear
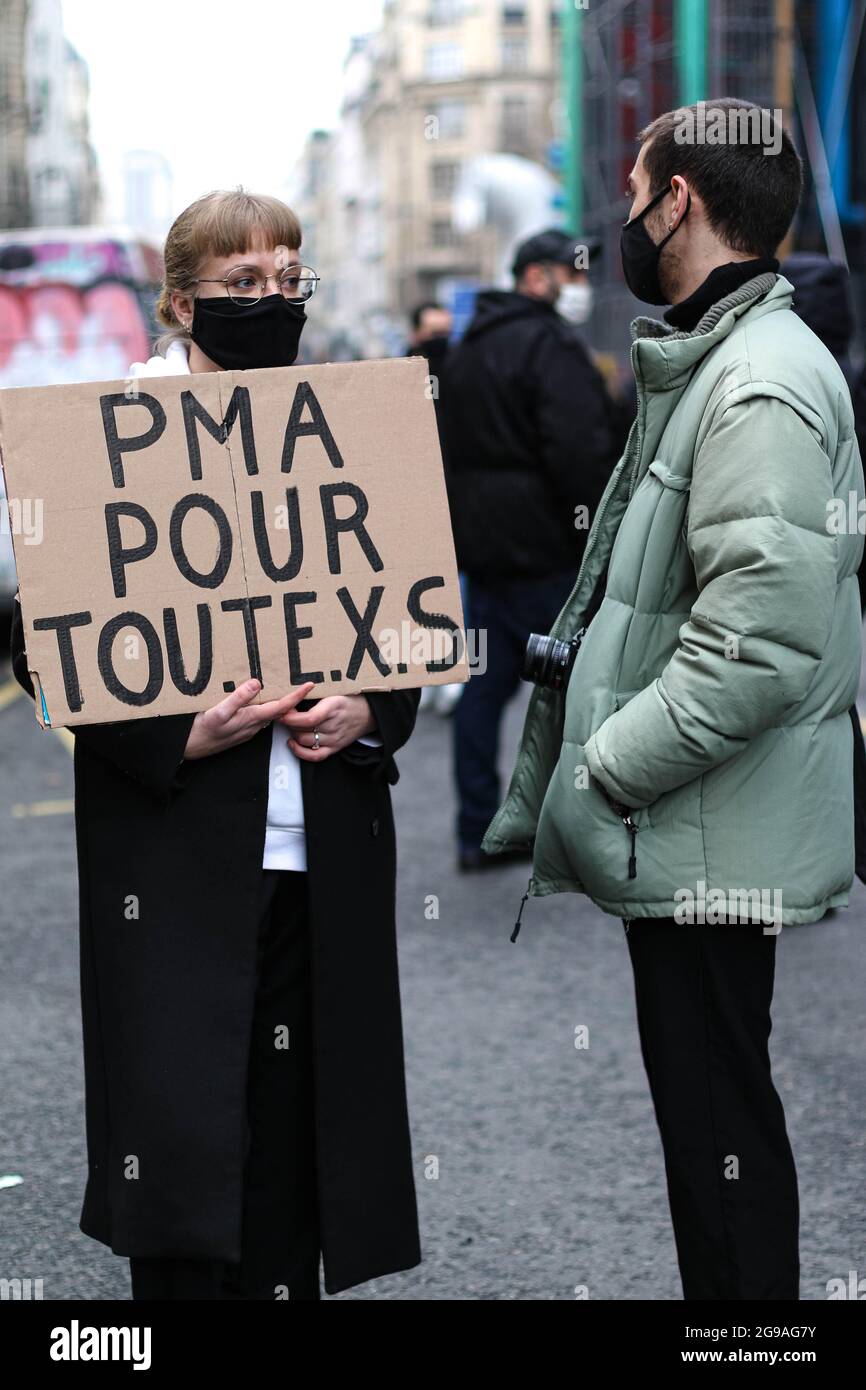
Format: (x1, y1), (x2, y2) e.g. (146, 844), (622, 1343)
(669, 176), (691, 228)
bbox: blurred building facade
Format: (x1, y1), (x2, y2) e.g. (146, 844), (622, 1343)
(122, 150), (173, 242)
(291, 0), (864, 366)
(0, 0), (32, 228)
(291, 0), (564, 358)
(0, 0), (100, 231)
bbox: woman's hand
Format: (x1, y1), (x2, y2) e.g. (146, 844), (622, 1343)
(183, 678), (316, 760)
(279, 694), (377, 762)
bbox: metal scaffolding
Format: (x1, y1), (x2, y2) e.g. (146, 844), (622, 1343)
(563, 0), (865, 358)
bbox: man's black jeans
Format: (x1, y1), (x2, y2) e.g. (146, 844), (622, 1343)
(454, 569), (576, 855)
(624, 915), (800, 1300)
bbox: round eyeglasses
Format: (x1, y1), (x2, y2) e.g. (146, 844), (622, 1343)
(194, 264), (320, 306)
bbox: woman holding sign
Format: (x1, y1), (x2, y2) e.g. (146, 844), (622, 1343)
(11, 190), (422, 1300)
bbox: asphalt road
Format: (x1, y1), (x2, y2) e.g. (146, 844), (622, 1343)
(0, 660), (864, 1301)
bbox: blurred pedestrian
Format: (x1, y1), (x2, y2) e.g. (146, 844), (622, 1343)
(781, 252), (866, 884)
(554, 261), (638, 442)
(404, 301), (463, 716)
(485, 100), (864, 1299)
(782, 253), (866, 605)
(11, 189), (421, 1301)
(438, 229), (622, 870)
(406, 299), (452, 383)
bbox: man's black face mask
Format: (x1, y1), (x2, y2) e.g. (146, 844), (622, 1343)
(620, 186), (691, 304)
(190, 292), (307, 371)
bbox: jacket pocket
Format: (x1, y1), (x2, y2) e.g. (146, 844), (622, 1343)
(535, 740), (652, 900)
(611, 692), (652, 829)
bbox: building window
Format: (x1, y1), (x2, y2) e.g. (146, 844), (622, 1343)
(430, 160), (460, 199)
(431, 218), (458, 247)
(428, 0), (463, 24)
(502, 5), (526, 23)
(501, 37), (527, 71)
(431, 99), (466, 138)
(501, 94), (529, 150)
(425, 43), (465, 80)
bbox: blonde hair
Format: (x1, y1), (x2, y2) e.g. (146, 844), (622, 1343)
(154, 187), (304, 355)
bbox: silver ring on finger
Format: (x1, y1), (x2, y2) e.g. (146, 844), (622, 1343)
(313, 728), (321, 750)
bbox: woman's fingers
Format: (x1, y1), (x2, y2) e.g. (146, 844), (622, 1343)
(287, 734), (334, 762)
(281, 696), (341, 730)
(210, 678), (263, 727)
(213, 678), (316, 729)
(253, 682), (317, 723)
(183, 680), (323, 760)
(194, 678), (317, 755)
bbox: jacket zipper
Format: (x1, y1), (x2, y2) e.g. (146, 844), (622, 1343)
(609, 800), (638, 879)
(627, 349), (649, 501)
(510, 875), (534, 943)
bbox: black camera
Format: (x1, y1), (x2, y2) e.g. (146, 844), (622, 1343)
(521, 627), (585, 692)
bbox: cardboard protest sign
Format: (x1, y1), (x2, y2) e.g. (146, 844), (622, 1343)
(0, 356), (468, 728)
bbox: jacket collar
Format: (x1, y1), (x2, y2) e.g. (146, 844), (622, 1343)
(630, 271), (788, 391)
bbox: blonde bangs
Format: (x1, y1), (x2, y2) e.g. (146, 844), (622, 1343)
(185, 190), (303, 262)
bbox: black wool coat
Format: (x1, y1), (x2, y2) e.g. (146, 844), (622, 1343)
(11, 600), (421, 1295)
(438, 289), (626, 581)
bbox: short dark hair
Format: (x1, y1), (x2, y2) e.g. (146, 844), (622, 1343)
(410, 300), (443, 330)
(638, 98), (803, 257)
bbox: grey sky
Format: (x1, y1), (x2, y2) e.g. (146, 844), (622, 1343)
(62, 0), (385, 225)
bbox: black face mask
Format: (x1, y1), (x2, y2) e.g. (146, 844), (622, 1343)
(620, 187), (691, 304)
(190, 292), (306, 370)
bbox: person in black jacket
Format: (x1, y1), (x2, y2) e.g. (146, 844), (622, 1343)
(782, 253), (866, 607)
(405, 299), (452, 385)
(438, 228), (622, 869)
(781, 252), (866, 884)
(405, 300), (451, 439)
(10, 189), (422, 1301)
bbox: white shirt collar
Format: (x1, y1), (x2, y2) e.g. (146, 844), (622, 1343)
(164, 337), (192, 374)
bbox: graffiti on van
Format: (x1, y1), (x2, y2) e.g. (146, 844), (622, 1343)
(0, 234), (162, 389)
(0, 232), (163, 606)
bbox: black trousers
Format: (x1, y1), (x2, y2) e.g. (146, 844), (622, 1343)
(624, 916), (800, 1300)
(129, 869), (321, 1300)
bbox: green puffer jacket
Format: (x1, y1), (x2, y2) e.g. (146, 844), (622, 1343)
(483, 273), (864, 926)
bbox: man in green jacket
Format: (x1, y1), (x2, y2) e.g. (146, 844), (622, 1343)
(484, 99), (864, 1299)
